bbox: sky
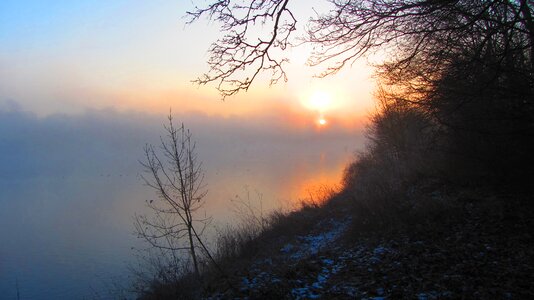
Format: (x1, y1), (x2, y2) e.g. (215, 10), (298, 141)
(0, 0), (375, 122)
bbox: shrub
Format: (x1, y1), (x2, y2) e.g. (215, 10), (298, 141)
(342, 97), (442, 228)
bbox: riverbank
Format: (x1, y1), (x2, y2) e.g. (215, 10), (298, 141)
(139, 183), (534, 299)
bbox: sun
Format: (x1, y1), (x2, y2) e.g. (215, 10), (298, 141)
(298, 89), (337, 127)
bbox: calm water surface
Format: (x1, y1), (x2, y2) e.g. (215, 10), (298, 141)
(0, 109), (364, 299)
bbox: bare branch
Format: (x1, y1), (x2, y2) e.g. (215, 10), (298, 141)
(188, 0), (297, 98)
(189, 0), (532, 96)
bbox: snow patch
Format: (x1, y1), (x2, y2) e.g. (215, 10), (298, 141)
(281, 218), (351, 260)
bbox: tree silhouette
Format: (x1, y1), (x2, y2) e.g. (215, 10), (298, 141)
(135, 114), (209, 278)
(190, 0), (534, 182)
(187, 0), (296, 98)
(189, 0), (533, 97)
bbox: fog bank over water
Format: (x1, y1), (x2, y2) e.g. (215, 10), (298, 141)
(0, 103), (365, 299)
(0, 103), (367, 209)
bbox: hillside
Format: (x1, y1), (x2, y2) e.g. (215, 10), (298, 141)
(138, 183), (533, 299)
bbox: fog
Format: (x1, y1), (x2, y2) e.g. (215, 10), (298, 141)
(0, 103), (365, 299)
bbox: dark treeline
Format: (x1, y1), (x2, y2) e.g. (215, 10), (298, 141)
(341, 0), (534, 225)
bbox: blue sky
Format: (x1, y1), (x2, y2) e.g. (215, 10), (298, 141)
(0, 1), (221, 114)
(1, 1), (127, 50)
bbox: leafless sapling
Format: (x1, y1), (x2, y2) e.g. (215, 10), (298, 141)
(135, 114), (210, 279)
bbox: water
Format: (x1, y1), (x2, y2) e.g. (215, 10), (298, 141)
(0, 109), (364, 299)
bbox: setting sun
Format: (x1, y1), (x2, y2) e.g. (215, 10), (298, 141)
(318, 118), (327, 126)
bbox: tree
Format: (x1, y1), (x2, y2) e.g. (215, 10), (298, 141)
(189, 0), (534, 182)
(134, 114), (210, 279)
(189, 0), (533, 98)
(187, 0), (296, 98)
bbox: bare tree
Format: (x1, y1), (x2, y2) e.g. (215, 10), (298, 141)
(189, 0), (534, 182)
(187, 0), (296, 98)
(189, 0), (533, 97)
(134, 114), (209, 278)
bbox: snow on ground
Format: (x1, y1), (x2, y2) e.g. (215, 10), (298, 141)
(233, 217), (461, 299)
(283, 217), (351, 260)
(238, 217), (351, 296)
(290, 256), (346, 299)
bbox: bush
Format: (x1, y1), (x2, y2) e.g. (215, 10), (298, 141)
(342, 97), (443, 228)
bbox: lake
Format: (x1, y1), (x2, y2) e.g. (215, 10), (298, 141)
(0, 108), (364, 299)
